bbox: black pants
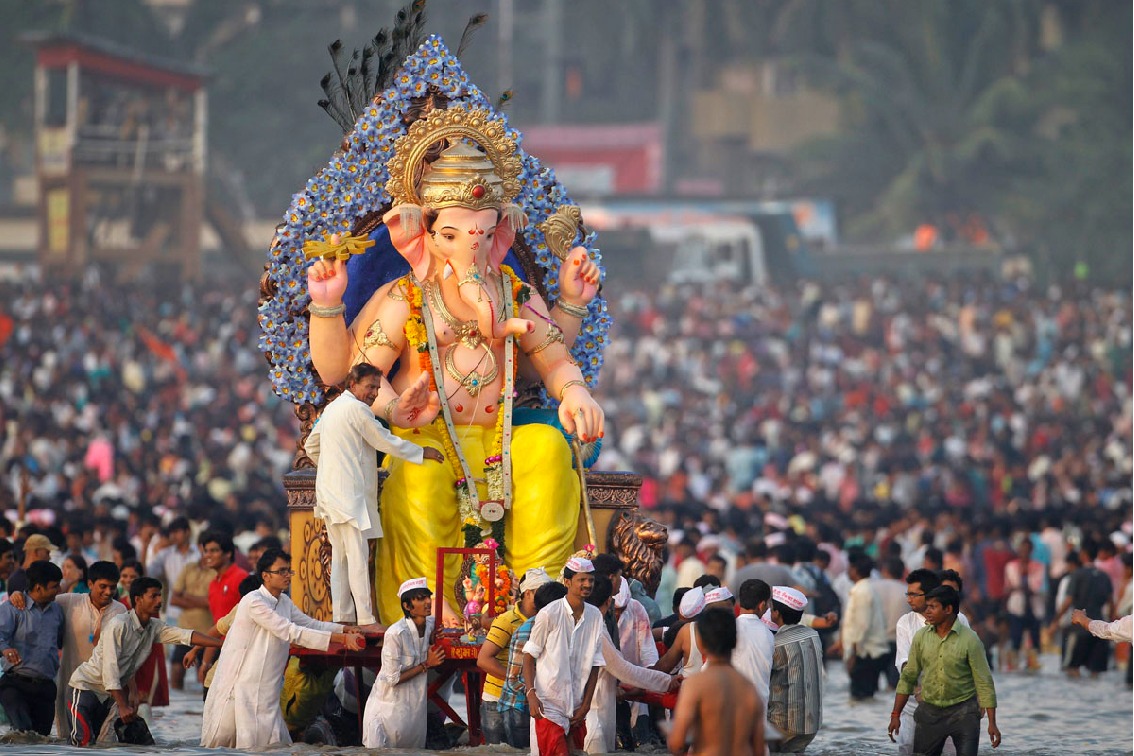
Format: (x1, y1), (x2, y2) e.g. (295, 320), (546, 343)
(913, 697), (981, 756)
(849, 654), (883, 699)
(66, 687), (117, 746)
(0, 673), (57, 735)
(883, 641), (900, 688)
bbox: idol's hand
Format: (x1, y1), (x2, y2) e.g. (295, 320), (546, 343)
(390, 372), (440, 428)
(307, 252), (349, 308)
(557, 247), (599, 307)
(559, 385), (603, 443)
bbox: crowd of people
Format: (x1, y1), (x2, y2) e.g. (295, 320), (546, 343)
(0, 264), (1131, 751)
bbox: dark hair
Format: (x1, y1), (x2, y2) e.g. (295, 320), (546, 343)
(534, 581), (567, 610)
(130, 576), (163, 603)
(813, 549), (831, 567)
(168, 516), (191, 533)
(587, 574), (614, 608)
(925, 585), (960, 614)
(696, 608), (738, 656)
(672, 587), (690, 613)
(119, 559), (144, 577)
(346, 362), (383, 387)
(113, 540), (138, 562)
(200, 529), (235, 557)
(693, 573), (722, 589)
(592, 553), (623, 578)
(906, 568), (940, 592)
(923, 546), (944, 568)
(253, 536), (284, 553)
(27, 559), (63, 590)
(238, 575), (261, 596)
(850, 553), (874, 578)
(883, 557), (906, 579)
(938, 569), (963, 593)
(738, 579), (771, 611)
(400, 588), (432, 616)
(1080, 539), (1099, 562)
(772, 599), (804, 626)
(88, 561), (120, 584)
(0, 538), (12, 557)
(256, 548), (291, 578)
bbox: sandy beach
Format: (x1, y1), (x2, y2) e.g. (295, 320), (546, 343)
(1, 651), (1130, 755)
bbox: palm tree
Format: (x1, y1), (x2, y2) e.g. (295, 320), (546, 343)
(784, 1), (1048, 242)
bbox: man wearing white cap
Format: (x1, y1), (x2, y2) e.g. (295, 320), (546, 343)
(362, 578), (445, 749)
(477, 567), (551, 745)
(653, 586), (709, 679)
(768, 586), (824, 752)
(523, 557), (605, 756)
(304, 363), (444, 631)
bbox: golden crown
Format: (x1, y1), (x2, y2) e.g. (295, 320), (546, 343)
(386, 107), (522, 212)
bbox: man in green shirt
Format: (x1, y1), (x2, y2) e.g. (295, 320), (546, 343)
(888, 586), (1001, 756)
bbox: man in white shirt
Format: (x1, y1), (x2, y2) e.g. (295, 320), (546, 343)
(1071, 609), (1132, 643)
(304, 363), (443, 631)
(8, 560), (128, 738)
(523, 557), (605, 755)
(734, 579), (775, 705)
(839, 554), (890, 701)
(66, 576), (223, 746)
(875, 557), (910, 688)
(894, 568), (970, 756)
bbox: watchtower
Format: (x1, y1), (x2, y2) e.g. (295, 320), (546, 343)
(22, 31), (207, 280)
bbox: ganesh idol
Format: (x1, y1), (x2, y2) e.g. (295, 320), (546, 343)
(304, 106), (604, 624)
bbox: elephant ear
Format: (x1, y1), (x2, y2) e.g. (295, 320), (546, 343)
(489, 204), (528, 270)
(383, 205), (431, 280)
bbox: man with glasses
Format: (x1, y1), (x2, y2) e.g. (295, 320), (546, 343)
(201, 548), (363, 749)
(893, 569), (970, 756)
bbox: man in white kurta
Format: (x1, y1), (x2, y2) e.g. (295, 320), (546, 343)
(52, 562), (127, 737)
(362, 577), (443, 749)
(523, 558), (606, 755)
(304, 364), (439, 628)
(200, 552), (355, 750)
(585, 576), (674, 754)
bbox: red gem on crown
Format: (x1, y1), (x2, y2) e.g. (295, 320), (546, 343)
(471, 184), (486, 199)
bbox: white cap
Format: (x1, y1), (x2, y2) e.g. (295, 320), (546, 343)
(614, 577), (632, 609)
(697, 535), (721, 552)
(760, 608), (779, 631)
(397, 577), (431, 598)
(565, 557), (594, 574)
(520, 567), (552, 594)
(679, 586), (706, 618)
(772, 586), (807, 611)
(704, 586), (734, 605)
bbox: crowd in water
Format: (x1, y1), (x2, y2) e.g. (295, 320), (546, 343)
(592, 273), (1131, 674)
(0, 267), (1130, 749)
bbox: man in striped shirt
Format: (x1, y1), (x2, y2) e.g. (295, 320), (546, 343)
(767, 586), (824, 753)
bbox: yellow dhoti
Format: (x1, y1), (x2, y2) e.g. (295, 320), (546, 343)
(375, 422), (580, 625)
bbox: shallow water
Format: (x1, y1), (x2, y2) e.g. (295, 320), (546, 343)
(1, 654), (1130, 755)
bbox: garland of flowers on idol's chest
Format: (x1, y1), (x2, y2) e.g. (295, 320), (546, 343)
(402, 266), (522, 558)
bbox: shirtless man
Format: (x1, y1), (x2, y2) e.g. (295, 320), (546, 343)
(668, 608), (766, 756)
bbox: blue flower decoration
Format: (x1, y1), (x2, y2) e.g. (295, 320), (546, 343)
(259, 36), (610, 405)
